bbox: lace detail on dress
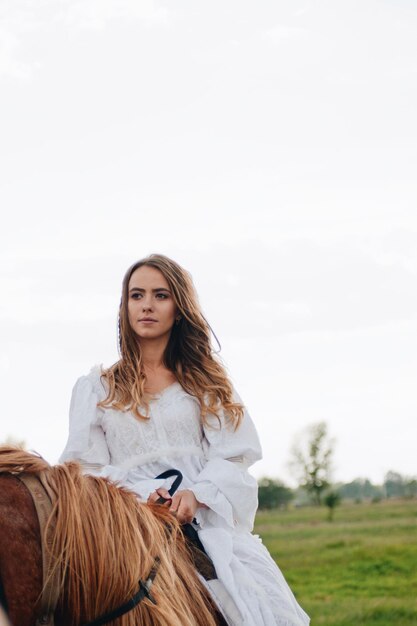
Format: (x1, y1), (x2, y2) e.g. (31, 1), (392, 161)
(101, 385), (205, 466)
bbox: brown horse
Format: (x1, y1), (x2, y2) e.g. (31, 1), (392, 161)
(0, 447), (224, 626)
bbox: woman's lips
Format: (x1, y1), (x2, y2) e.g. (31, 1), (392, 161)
(139, 319), (157, 323)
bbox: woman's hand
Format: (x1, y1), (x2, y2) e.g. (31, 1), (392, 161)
(148, 487), (172, 506)
(148, 488), (206, 524)
(169, 489), (200, 524)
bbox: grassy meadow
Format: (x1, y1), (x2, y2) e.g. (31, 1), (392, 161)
(254, 499), (417, 626)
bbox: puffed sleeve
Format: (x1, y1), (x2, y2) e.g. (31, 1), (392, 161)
(189, 386), (262, 532)
(59, 370), (127, 483)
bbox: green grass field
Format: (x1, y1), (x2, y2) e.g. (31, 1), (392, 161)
(254, 499), (417, 626)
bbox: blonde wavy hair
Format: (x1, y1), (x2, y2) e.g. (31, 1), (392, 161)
(98, 253), (244, 428)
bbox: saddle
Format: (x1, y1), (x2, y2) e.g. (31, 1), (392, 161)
(182, 522), (217, 581)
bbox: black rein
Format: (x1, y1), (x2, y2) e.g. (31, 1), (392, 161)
(80, 557), (160, 626)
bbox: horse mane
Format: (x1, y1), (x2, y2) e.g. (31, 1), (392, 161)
(0, 447), (50, 474)
(0, 447), (218, 626)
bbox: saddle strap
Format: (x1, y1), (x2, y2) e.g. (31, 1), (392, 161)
(18, 472), (60, 626)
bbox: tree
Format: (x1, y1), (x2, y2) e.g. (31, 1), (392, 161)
(404, 478), (417, 499)
(288, 421), (335, 505)
(384, 471), (417, 499)
(338, 478), (383, 502)
(384, 471), (405, 498)
(258, 478), (294, 510)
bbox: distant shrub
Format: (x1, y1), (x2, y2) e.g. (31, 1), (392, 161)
(258, 477), (294, 510)
(324, 490), (341, 521)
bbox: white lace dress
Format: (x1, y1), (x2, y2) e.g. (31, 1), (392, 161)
(59, 366), (310, 626)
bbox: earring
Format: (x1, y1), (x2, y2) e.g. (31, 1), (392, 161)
(175, 316), (181, 325)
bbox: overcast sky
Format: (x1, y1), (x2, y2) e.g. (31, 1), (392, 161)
(1, 0), (416, 486)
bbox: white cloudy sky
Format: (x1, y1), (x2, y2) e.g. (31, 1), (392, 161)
(1, 0), (416, 486)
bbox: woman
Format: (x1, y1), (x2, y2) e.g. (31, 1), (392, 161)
(60, 253), (310, 626)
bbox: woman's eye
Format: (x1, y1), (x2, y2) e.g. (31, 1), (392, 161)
(131, 293), (168, 300)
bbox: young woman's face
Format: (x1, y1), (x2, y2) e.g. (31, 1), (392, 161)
(127, 265), (178, 342)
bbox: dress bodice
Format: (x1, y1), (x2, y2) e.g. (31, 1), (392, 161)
(101, 382), (206, 468)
